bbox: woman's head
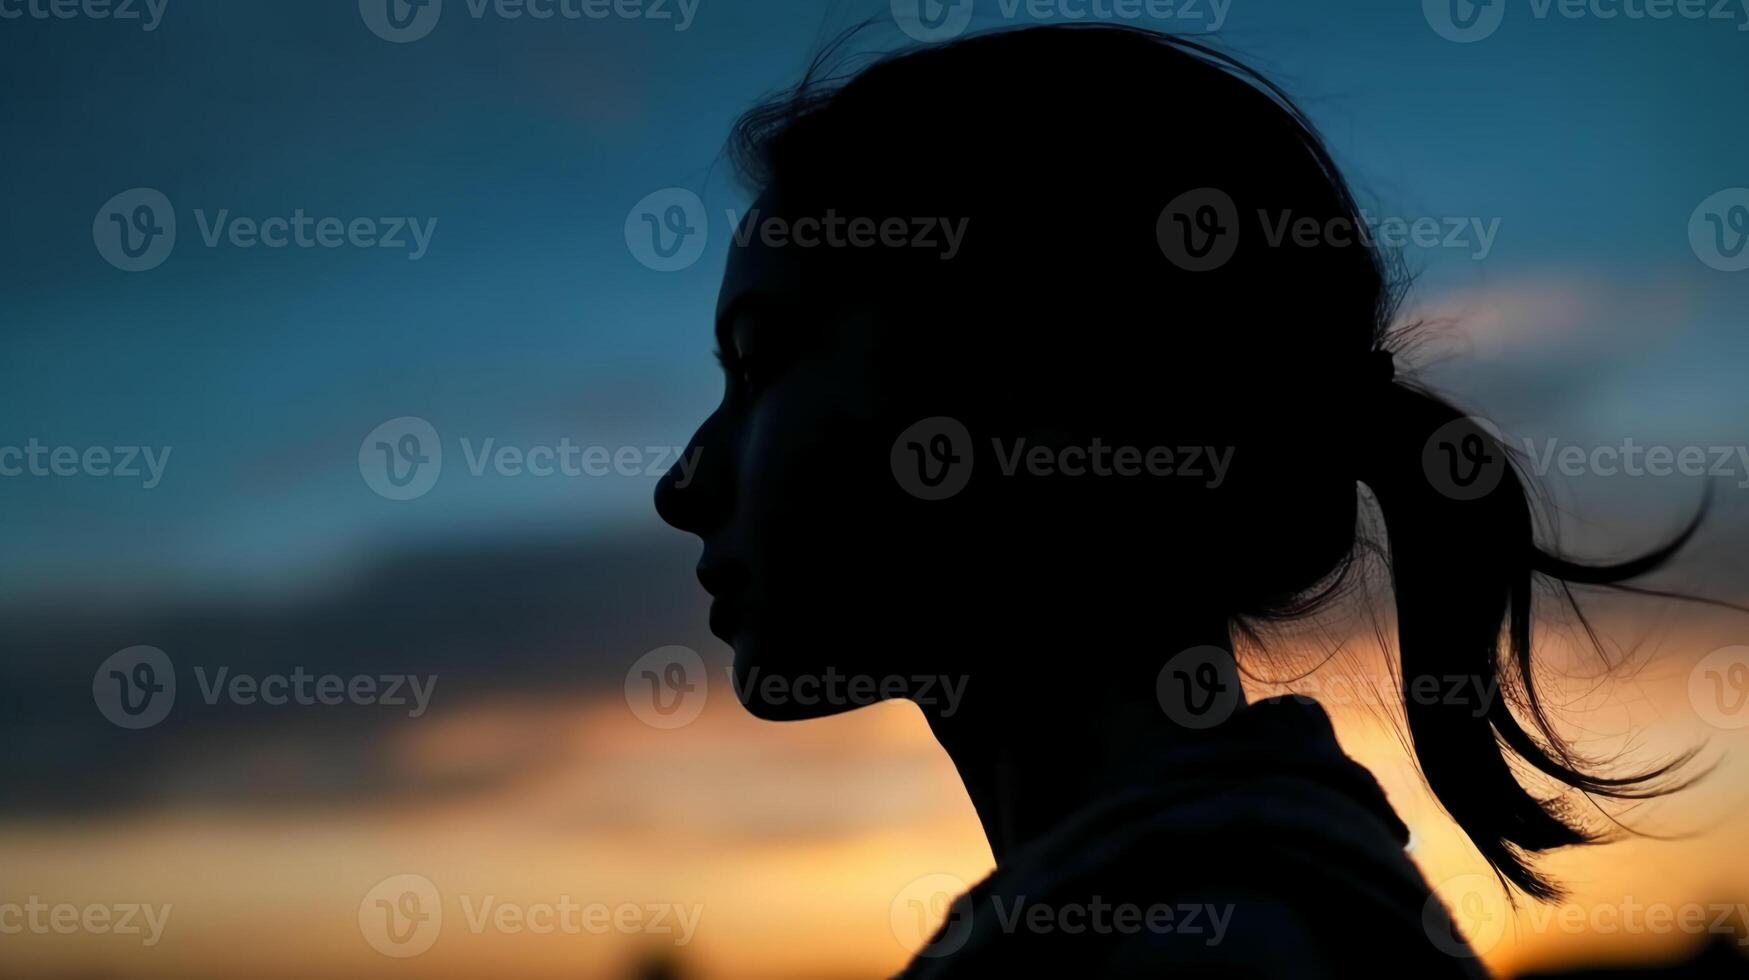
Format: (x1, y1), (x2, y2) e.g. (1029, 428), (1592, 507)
(660, 25), (1389, 662)
(655, 24), (1703, 900)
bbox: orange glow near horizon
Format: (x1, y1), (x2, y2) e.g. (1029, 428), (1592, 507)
(6, 627), (1748, 979)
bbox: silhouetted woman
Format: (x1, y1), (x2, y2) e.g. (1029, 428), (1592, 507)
(655, 25), (1705, 977)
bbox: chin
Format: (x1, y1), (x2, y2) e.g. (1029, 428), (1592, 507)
(729, 640), (876, 722)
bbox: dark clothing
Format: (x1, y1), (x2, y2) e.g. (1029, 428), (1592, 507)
(896, 698), (1491, 978)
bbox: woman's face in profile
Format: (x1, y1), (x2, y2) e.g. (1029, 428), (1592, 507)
(656, 197), (966, 720)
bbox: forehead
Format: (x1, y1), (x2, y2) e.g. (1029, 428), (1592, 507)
(715, 192), (806, 325)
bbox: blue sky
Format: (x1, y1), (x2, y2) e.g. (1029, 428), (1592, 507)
(3, 0), (1747, 605)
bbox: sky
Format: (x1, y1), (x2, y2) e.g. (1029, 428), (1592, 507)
(3, 0), (1749, 977)
(3, 0), (1747, 604)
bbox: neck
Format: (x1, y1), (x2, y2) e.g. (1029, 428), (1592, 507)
(921, 625), (1244, 864)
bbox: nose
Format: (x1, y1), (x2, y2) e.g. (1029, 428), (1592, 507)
(654, 409), (732, 536)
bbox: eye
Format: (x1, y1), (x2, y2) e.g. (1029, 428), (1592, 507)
(713, 346), (769, 402)
(718, 316), (796, 402)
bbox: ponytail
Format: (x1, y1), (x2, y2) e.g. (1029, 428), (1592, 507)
(1359, 377), (1706, 901)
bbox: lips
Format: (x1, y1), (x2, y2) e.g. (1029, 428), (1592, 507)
(707, 593), (745, 640)
(697, 560), (751, 640)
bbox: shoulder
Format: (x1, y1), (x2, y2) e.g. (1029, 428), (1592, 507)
(1096, 887), (1336, 978)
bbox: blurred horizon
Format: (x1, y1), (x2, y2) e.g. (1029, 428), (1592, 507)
(5, 0), (1749, 977)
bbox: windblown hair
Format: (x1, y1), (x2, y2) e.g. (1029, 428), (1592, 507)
(725, 23), (1711, 901)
